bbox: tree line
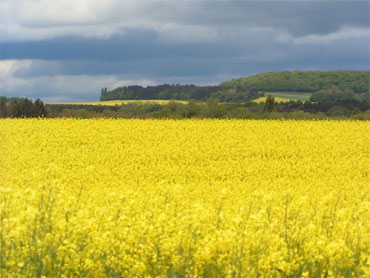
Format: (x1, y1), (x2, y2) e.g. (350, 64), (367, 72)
(2, 91), (368, 120)
(100, 84), (263, 103)
(2, 71), (369, 120)
(0, 97), (47, 118)
(45, 97), (369, 120)
(100, 84), (221, 101)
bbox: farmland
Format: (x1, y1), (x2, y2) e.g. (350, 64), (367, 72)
(46, 100), (189, 106)
(252, 97), (292, 104)
(260, 92), (312, 102)
(1, 119), (369, 277)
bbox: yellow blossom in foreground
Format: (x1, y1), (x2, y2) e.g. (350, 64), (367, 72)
(0, 119), (369, 277)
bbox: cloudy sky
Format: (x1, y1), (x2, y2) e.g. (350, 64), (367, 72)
(0, 0), (369, 102)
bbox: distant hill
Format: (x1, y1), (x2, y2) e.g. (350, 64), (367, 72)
(100, 71), (369, 102)
(220, 71), (369, 93)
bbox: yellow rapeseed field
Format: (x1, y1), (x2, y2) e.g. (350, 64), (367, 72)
(46, 100), (189, 106)
(0, 119), (369, 278)
(252, 97), (291, 104)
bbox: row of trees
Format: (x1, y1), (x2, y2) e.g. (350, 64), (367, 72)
(260, 91), (369, 115)
(46, 97), (369, 120)
(0, 97), (47, 118)
(100, 84), (268, 103)
(100, 84), (221, 101)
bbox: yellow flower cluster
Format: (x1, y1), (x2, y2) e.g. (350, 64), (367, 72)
(0, 119), (369, 277)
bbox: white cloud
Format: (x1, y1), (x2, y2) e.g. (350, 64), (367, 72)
(0, 60), (32, 93)
(12, 0), (119, 26)
(0, 58), (231, 101)
(0, 59), (159, 101)
(2, 0), (181, 41)
(0, 59), (31, 77)
(1, 0), (143, 41)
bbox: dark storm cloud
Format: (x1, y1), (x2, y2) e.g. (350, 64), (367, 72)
(149, 1), (369, 37)
(3, 1), (369, 42)
(3, 26), (291, 63)
(1, 29), (235, 61)
(10, 28), (369, 80)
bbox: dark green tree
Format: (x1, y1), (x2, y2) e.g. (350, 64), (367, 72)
(8, 100), (21, 117)
(34, 98), (47, 117)
(20, 98), (34, 117)
(0, 100), (7, 118)
(263, 95), (275, 112)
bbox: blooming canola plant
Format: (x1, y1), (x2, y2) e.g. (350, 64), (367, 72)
(0, 119), (369, 277)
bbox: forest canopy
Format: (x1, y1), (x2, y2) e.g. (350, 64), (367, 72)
(220, 71), (369, 93)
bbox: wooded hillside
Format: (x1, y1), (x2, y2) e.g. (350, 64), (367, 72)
(220, 71), (369, 93)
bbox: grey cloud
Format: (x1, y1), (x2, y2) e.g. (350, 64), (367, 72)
(7, 26), (368, 81)
(2, 28), (270, 61)
(149, 1), (369, 36)
(122, 1), (369, 37)
(3, 0), (369, 42)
